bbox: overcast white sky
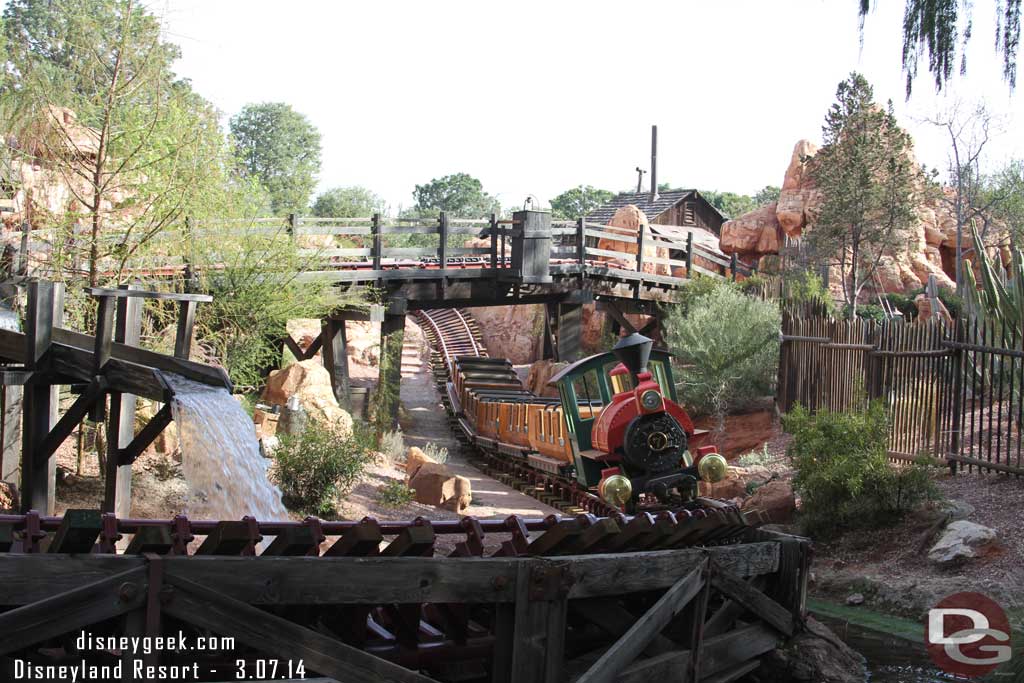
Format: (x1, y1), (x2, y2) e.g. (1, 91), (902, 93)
(154, 0), (1023, 213)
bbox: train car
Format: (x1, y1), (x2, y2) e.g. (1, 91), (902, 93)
(445, 332), (728, 514)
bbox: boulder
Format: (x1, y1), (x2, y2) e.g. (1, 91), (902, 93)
(405, 446), (436, 481)
(776, 140), (820, 237)
(758, 616), (867, 683)
(914, 293), (952, 324)
(262, 359), (354, 438)
(928, 520), (999, 565)
(0, 481), (18, 512)
(253, 408), (279, 439)
(408, 462), (472, 513)
(594, 206), (671, 276)
(740, 480), (796, 524)
(720, 203), (781, 256)
(693, 410), (774, 458)
(525, 359), (567, 397)
(134, 400), (177, 454)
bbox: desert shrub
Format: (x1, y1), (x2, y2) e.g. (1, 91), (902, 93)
(883, 292), (917, 319)
(380, 429), (405, 465)
(673, 275), (724, 317)
(841, 303), (888, 323)
(377, 480), (415, 508)
(784, 401), (940, 538)
(663, 283), (780, 421)
(423, 442), (449, 464)
(272, 420), (371, 516)
(785, 270), (836, 315)
(737, 444), (773, 468)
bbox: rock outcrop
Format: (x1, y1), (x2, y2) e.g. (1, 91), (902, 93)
(525, 360), (567, 397)
(404, 446), (473, 513)
(0, 481), (18, 512)
(262, 359), (354, 437)
(740, 480), (796, 524)
(928, 520), (999, 564)
(718, 138), (983, 297)
(693, 410), (775, 458)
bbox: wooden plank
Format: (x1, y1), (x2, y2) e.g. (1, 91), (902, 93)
(21, 280), (55, 512)
(162, 573), (435, 683)
(48, 508), (102, 553)
(570, 598), (677, 655)
(118, 403), (173, 466)
(711, 567), (794, 637)
(0, 566), (146, 655)
(576, 560), (707, 683)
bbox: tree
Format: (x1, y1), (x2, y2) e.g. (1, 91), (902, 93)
(311, 186), (382, 218)
(701, 190), (758, 218)
(987, 160), (1024, 244)
(807, 73), (922, 314)
(754, 185), (781, 206)
(858, 0), (1021, 96)
(230, 102), (322, 215)
(412, 173), (498, 217)
(924, 102), (1004, 291)
(2, 0), (231, 285)
(549, 185), (614, 220)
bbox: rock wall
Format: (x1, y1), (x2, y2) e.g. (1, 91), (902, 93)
(719, 139), (989, 296)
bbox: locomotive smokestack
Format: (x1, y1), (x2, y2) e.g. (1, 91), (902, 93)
(650, 125), (658, 201)
(613, 333), (653, 377)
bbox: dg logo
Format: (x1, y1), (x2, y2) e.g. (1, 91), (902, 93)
(926, 592), (1013, 678)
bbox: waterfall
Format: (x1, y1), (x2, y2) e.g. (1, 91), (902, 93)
(166, 375), (289, 522)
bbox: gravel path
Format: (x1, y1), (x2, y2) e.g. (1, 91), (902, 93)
(399, 362), (561, 520)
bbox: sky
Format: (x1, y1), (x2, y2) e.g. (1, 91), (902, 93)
(151, 0), (1024, 214)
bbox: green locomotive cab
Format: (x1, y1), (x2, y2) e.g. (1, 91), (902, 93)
(548, 348), (677, 488)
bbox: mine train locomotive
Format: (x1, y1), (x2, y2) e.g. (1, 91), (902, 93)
(447, 331), (728, 514)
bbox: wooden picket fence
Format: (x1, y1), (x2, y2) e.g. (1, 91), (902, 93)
(779, 311), (1024, 476)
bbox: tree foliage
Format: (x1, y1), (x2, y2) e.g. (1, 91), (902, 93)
(807, 73), (922, 314)
(2, 0), (234, 285)
(230, 102), (322, 215)
(550, 185), (614, 219)
(858, 0), (1021, 96)
(412, 172), (498, 217)
(311, 186), (382, 218)
(754, 185), (782, 206)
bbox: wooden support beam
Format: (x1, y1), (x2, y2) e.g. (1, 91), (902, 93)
(21, 280), (55, 513)
(710, 566), (794, 637)
(543, 302), (558, 361)
(507, 563), (568, 683)
(597, 301), (637, 335)
(103, 284), (142, 517)
(570, 599), (677, 656)
(162, 573), (436, 683)
(576, 559), (708, 683)
(321, 319), (351, 410)
(118, 403), (173, 466)
(173, 300), (197, 359)
(376, 312), (405, 430)
(0, 566), (147, 655)
(557, 303), (582, 363)
(48, 508), (102, 553)
(36, 378), (106, 465)
(282, 334), (305, 361)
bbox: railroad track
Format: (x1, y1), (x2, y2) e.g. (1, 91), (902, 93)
(413, 309), (605, 515)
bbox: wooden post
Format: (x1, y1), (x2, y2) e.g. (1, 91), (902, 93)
(489, 213), (499, 271)
(635, 223), (645, 274)
(557, 304), (582, 363)
(504, 563), (568, 683)
(321, 319), (351, 410)
(685, 231), (693, 277)
(89, 295), (115, 424)
(576, 217), (586, 266)
(173, 300), (197, 359)
(438, 212), (448, 299)
(21, 281), (55, 512)
(46, 284), (64, 516)
(949, 320), (964, 474)
(371, 213), (382, 272)
(730, 253), (738, 281)
(103, 284), (142, 517)
(18, 220), (29, 275)
(543, 303), (558, 362)
(287, 213), (297, 241)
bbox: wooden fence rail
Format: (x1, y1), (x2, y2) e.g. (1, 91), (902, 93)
(779, 311), (1024, 476)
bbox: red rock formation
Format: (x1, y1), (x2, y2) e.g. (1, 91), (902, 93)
(693, 410), (775, 459)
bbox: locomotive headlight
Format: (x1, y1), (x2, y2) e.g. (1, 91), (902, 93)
(639, 389), (662, 411)
(598, 474), (633, 508)
(697, 453), (729, 484)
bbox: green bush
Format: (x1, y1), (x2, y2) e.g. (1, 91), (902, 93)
(663, 283), (780, 420)
(841, 303), (888, 323)
(377, 480), (415, 508)
(271, 420), (372, 516)
(786, 271), (836, 315)
(784, 401), (939, 538)
(673, 275), (723, 317)
(883, 292), (917, 319)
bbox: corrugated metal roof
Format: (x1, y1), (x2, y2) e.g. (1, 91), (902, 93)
(584, 190), (698, 225)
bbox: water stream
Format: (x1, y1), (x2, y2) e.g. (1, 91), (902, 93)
(167, 375), (289, 522)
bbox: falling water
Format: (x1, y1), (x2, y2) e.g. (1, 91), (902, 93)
(166, 375), (289, 522)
